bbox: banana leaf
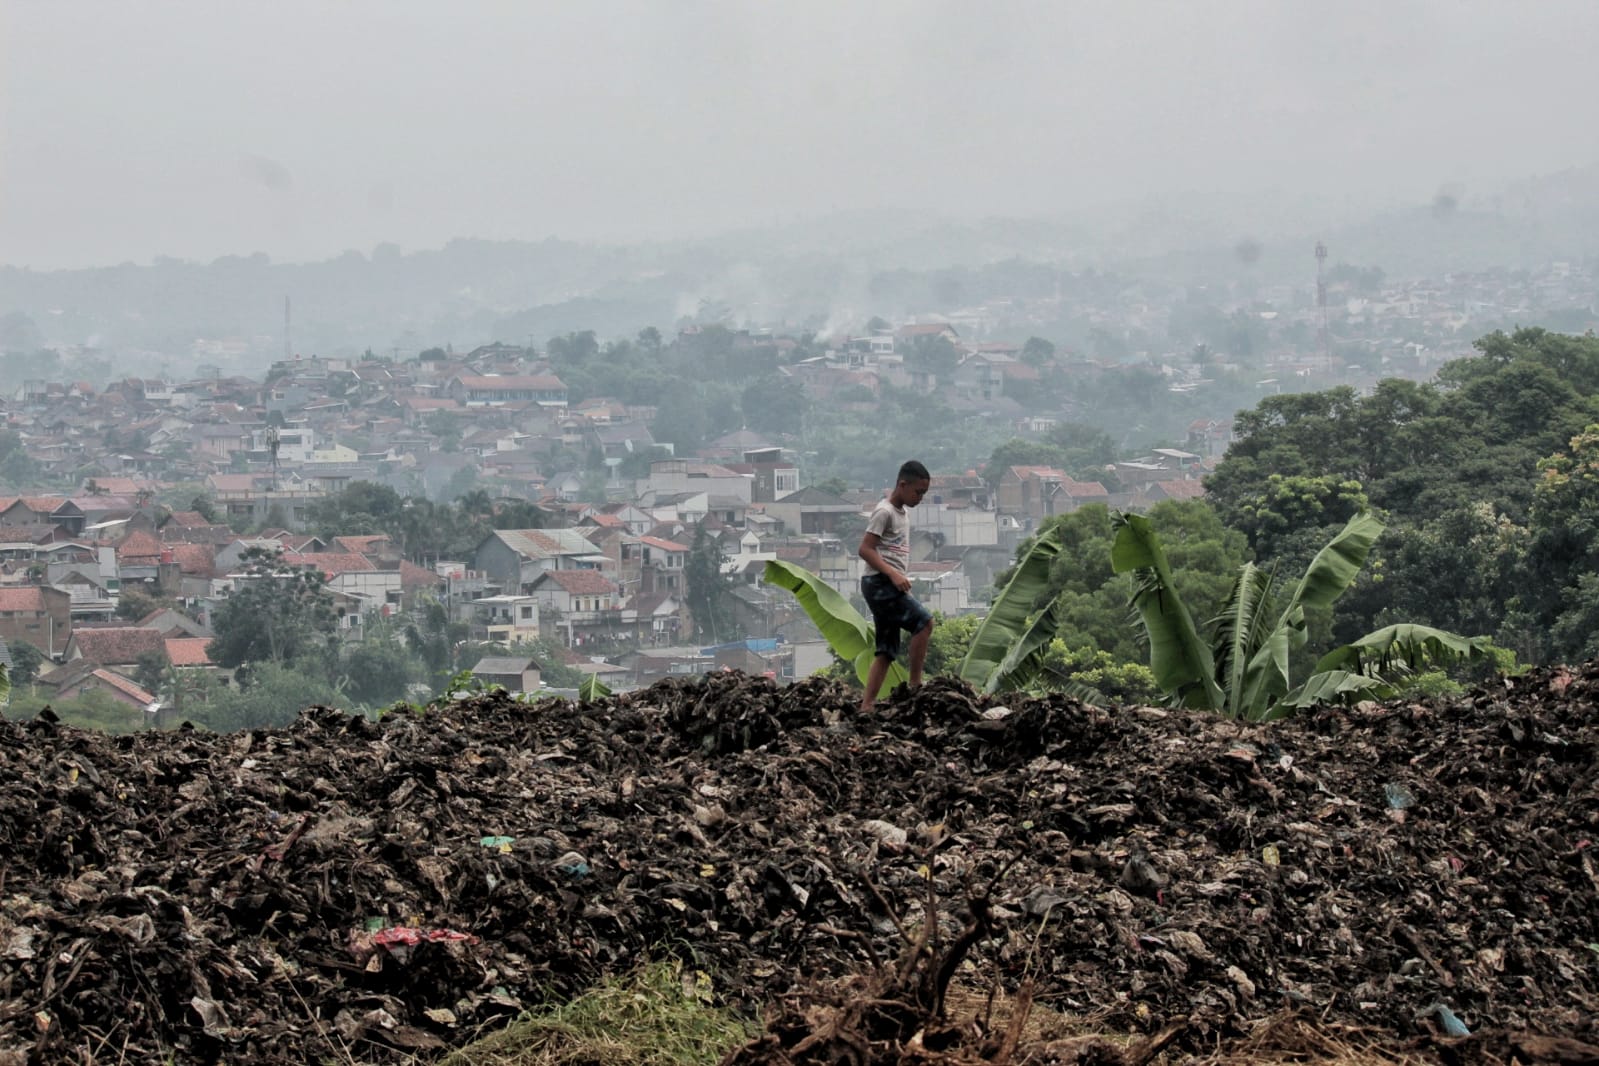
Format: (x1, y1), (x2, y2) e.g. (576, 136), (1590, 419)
(1311, 623), (1493, 676)
(0, 662), (8, 707)
(1110, 512), (1224, 710)
(959, 522), (1068, 692)
(1240, 512), (1384, 714)
(1270, 670), (1392, 715)
(763, 560), (908, 690)
(1210, 562), (1276, 719)
(578, 674), (612, 702)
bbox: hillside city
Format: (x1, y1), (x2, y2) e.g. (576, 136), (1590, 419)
(0, 250), (1594, 718)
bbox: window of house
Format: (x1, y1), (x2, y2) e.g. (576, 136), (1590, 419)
(519, 605), (533, 620)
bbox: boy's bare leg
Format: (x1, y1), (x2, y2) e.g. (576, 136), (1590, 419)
(861, 653), (892, 713)
(907, 619), (933, 689)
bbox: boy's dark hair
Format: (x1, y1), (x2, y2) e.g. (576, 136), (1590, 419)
(897, 460), (930, 483)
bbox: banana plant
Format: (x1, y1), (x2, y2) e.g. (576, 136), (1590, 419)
(763, 560), (909, 691)
(957, 520), (1074, 694)
(578, 673), (612, 702)
(1111, 510), (1493, 720)
(765, 523), (1083, 698)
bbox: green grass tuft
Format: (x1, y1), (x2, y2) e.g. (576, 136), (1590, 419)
(434, 961), (758, 1066)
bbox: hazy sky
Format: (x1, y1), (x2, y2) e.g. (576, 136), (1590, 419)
(3, 0), (1597, 270)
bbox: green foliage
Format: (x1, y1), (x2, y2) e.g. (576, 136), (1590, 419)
(7, 689), (136, 733)
(1037, 644), (1161, 704)
(959, 521), (1069, 693)
(685, 523), (739, 643)
(993, 502), (1248, 666)
(7, 642), (42, 688)
(923, 614), (982, 676)
(578, 674), (612, 702)
(1208, 328), (1599, 666)
(741, 373), (811, 436)
(208, 548), (338, 668)
(435, 960), (756, 1066)
(1112, 510), (1492, 720)
(337, 630), (421, 706)
(114, 586), (167, 622)
(133, 649), (170, 697)
(763, 560), (908, 692)
(1225, 473), (1369, 558)
(191, 661), (346, 731)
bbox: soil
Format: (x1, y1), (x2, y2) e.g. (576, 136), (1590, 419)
(2, 665), (1598, 1064)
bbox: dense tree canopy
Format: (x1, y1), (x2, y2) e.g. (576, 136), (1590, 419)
(1205, 327), (1599, 665)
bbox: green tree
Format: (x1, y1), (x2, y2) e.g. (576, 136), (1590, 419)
(1223, 473), (1369, 558)
(208, 548), (339, 668)
(133, 649), (170, 697)
(685, 523), (738, 643)
(195, 661), (345, 731)
(741, 373), (811, 436)
(8, 641), (44, 688)
(115, 586), (168, 622)
(337, 629), (422, 707)
(906, 335), (960, 381)
(1021, 336), (1056, 366)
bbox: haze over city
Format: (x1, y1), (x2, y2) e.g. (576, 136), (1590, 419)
(4, 0), (1599, 270)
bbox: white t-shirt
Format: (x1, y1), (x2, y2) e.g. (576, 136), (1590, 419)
(864, 497), (910, 575)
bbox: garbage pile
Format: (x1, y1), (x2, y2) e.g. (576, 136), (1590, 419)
(2, 665), (1597, 1064)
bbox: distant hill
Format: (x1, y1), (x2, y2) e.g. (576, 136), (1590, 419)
(1, 166), (1594, 376)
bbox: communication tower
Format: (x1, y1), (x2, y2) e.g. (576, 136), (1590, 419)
(1315, 242), (1331, 372)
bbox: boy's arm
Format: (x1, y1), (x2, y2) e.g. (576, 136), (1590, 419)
(859, 531), (910, 592)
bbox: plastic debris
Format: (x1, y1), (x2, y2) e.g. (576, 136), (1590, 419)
(1384, 782), (1417, 809)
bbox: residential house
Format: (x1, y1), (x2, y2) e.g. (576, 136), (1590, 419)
(726, 446), (799, 504)
(447, 374), (568, 408)
(527, 569), (623, 648)
(994, 466), (1111, 527)
(282, 552), (402, 617)
(764, 486), (861, 537)
(1139, 479), (1208, 506)
(466, 594), (541, 644)
(906, 560), (973, 616)
(640, 459), (752, 504)
(34, 659), (156, 711)
(472, 528), (610, 594)
(65, 626), (166, 668)
(470, 656), (542, 693)
(0, 586), (72, 657)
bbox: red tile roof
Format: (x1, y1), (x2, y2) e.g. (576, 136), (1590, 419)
(638, 535), (689, 552)
(115, 530), (164, 562)
(166, 543), (217, 575)
(398, 560), (443, 591)
(538, 569), (618, 596)
(88, 669), (156, 705)
(1153, 479), (1207, 500)
(333, 535), (391, 555)
(70, 627), (166, 665)
(163, 637), (214, 666)
(0, 587), (50, 612)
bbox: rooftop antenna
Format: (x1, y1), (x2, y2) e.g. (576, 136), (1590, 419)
(1315, 242), (1330, 373)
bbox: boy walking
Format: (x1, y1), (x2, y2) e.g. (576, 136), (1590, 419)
(858, 460), (935, 712)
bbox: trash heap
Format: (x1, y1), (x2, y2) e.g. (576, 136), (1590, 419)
(2, 665), (1597, 1064)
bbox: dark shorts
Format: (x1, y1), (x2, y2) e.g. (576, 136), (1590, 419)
(861, 572), (933, 661)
